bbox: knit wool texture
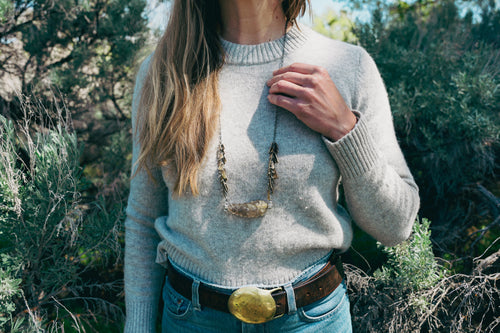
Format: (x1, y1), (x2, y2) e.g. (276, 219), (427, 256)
(124, 25), (420, 332)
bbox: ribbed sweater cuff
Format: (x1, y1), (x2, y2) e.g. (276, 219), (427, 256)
(124, 300), (157, 333)
(323, 115), (380, 179)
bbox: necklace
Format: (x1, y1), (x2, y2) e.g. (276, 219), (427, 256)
(217, 22), (288, 218)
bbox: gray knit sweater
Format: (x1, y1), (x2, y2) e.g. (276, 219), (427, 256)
(124, 25), (419, 332)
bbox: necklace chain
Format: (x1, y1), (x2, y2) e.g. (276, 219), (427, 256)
(217, 21), (288, 218)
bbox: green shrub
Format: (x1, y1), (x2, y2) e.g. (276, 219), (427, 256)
(0, 254), (22, 329)
(374, 218), (444, 292)
(0, 105), (82, 298)
(0, 96), (124, 331)
(312, 9), (357, 43)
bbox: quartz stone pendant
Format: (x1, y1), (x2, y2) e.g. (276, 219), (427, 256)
(227, 200), (268, 218)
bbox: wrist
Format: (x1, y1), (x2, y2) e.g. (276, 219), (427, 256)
(326, 110), (357, 141)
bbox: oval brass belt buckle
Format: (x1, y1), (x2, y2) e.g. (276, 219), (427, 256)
(228, 286), (282, 324)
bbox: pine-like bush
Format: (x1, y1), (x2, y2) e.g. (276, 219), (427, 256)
(354, 0), (500, 255)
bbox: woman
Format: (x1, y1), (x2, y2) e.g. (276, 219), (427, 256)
(124, 0), (420, 332)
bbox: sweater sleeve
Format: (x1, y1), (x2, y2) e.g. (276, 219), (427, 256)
(323, 47), (420, 246)
(124, 54), (168, 333)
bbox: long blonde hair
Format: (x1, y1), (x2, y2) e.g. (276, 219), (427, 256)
(136, 0), (309, 197)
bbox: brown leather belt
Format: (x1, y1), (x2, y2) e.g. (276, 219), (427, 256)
(166, 255), (344, 321)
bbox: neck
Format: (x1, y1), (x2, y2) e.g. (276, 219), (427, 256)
(218, 0), (287, 44)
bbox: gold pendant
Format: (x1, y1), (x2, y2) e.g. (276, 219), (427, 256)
(226, 200), (268, 218)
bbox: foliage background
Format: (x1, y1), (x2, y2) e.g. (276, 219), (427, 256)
(0, 0), (498, 332)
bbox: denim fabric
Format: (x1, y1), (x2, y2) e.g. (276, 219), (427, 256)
(162, 259), (352, 333)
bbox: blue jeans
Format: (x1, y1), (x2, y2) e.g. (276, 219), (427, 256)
(162, 258), (352, 332)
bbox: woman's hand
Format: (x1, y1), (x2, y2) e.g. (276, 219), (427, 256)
(267, 63), (357, 141)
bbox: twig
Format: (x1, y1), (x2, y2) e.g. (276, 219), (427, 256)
(474, 248), (500, 274)
(50, 296), (82, 332)
(21, 291), (43, 332)
(473, 183), (500, 216)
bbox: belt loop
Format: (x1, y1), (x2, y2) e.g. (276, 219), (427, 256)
(283, 283), (297, 315)
(192, 280), (201, 311)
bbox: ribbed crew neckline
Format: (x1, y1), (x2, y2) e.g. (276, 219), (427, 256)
(220, 24), (309, 65)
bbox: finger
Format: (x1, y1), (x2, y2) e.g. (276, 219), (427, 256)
(268, 79), (305, 98)
(267, 93), (299, 113)
(266, 71), (310, 87)
(273, 63), (317, 76)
